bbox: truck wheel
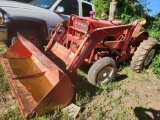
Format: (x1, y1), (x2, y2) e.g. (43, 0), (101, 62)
(130, 38), (157, 72)
(12, 28), (42, 49)
(88, 57), (117, 86)
(11, 37), (18, 45)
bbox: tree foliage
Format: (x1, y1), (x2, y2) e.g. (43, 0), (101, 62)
(92, 0), (151, 23)
(148, 12), (160, 41)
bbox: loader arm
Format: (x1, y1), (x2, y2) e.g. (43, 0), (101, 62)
(48, 22), (133, 73)
(66, 25), (134, 73)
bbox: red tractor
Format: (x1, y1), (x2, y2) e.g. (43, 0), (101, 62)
(44, 12), (157, 85)
(1, 4), (157, 119)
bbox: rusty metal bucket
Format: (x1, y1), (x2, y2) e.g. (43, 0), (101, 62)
(1, 34), (74, 119)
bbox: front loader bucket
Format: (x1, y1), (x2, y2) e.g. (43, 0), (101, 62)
(1, 34), (74, 119)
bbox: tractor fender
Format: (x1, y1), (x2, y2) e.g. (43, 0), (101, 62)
(131, 31), (149, 47)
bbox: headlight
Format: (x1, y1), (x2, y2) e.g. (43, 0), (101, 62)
(0, 12), (4, 24)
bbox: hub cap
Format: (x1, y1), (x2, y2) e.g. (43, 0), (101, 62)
(97, 66), (114, 84)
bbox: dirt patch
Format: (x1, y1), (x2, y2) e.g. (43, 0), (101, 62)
(120, 72), (160, 109)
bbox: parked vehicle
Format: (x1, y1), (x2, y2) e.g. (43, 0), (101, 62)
(0, 0), (95, 48)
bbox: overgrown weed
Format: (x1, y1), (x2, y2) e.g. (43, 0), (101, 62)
(0, 63), (9, 92)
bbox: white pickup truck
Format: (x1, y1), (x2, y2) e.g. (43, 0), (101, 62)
(0, 0), (95, 48)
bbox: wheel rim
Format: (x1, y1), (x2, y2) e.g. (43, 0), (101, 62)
(97, 66), (114, 84)
(143, 48), (156, 67)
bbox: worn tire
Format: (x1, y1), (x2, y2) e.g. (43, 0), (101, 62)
(88, 57), (117, 86)
(12, 28), (42, 49)
(130, 38), (157, 72)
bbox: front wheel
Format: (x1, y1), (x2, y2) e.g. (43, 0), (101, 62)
(88, 57), (117, 86)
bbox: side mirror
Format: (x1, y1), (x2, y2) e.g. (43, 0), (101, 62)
(54, 6), (64, 14)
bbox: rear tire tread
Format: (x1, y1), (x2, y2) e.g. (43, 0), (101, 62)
(131, 38), (157, 72)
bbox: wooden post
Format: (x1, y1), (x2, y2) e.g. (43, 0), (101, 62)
(109, 0), (117, 21)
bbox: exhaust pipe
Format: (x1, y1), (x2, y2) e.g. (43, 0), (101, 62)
(109, 0), (117, 21)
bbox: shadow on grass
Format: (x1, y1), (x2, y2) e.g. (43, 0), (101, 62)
(115, 74), (128, 82)
(134, 107), (160, 120)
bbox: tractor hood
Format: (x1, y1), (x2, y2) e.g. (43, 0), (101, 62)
(0, 1), (48, 12)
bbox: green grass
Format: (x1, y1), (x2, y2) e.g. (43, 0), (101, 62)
(0, 43), (9, 92)
(0, 107), (23, 120)
(151, 51), (160, 78)
(0, 63), (9, 92)
(0, 42), (7, 55)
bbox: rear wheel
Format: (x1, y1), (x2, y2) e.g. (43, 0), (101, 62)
(88, 57), (117, 86)
(11, 28), (42, 49)
(130, 38), (157, 72)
